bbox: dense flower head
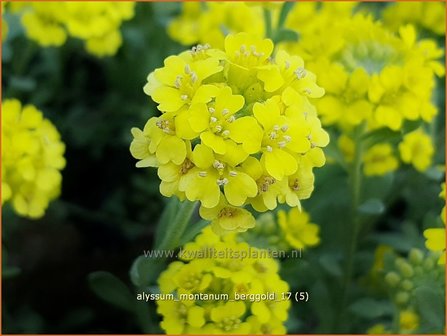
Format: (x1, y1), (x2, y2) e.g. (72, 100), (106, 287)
(131, 33), (329, 233)
(281, 13), (444, 132)
(168, 2), (265, 49)
(8, 2), (135, 57)
(2, 99), (66, 218)
(156, 226), (290, 334)
(382, 2), (446, 36)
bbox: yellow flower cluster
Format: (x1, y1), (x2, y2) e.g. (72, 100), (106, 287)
(284, 14), (443, 132)
(156, 227), (290, 334)
(2, 99), (66, 218)
(8, 2), (135, 57)
(242, 207), (320, 251)
(338, 127), (435, 176)
(168, 2), (264, 49)
(383, 2), (446, 36)
(424, 183), (446, 264)
(131, 33), (329, 233)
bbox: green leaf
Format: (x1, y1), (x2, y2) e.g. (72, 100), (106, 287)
(178, 219), (209, 246)
(154, 197), (180, 248)
(358, 198), (385, 215)
(413, 286), (444, 331)
(349, 298), (393, 319)
(319, 254), (343, 278)
(129, 256), (167, 288)
(362, 127), (401, 148)
(274, 28), (299, 43)
(88, 271), (134, 312)
(156, 200), (197, 250)
(277, 2), (296, 29)
(403, 119), (423, 134)
(371, 232), (414, 252)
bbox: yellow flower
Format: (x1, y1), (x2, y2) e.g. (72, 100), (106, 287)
(2, 99), (66, 218)
(257, 50), (325, 98)
(278, 150), (323, 209)
(85, 30), (122, 57)
(398, 129), (434, 172)
(317, 65), (372, 128)
(156, 226), (290, 334)
(157, 300), (197, 334)
(129, 121), (158, 168)
(399, 309), (419, 332)
(199, 196), (256, 234)
(363, 143), (399, 176)
(244, 157), (282, 212)
(167, 2), (202, 46)
(277, 207), (320, 249)
(424, 228), (445, 264)
(368, 64), (434, 131)
(254, 97), (314, 180)
(21, 3), (67, 47)
(144, 53), (224, 113)
(130, 116), (188, 167)
(188, 85), (263, 155)
(210, 301), (251, 334)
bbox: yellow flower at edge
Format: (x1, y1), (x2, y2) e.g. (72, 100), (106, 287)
(399, 309), (419, 333)
(2, 99), (66, 218)
(383, 2), (446, 36)
(398, 129), (434, 172)
(424, 228), (445, 264)
(424, 183), (446, 264)
(277, 207), (320, 249)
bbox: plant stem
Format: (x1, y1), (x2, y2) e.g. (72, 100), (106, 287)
(263, 8), (273, 40)
(336, 124), (366, 331)
(156, 200), (197, 250)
